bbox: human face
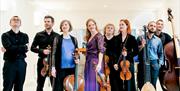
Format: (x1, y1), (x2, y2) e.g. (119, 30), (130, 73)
(148, 22), (156, 33)
(119, 21), (127, 33)
(105, 25), (114, 36)
(156, 21), (164, 31)
(61, 21), (70, 33)
(87, 21), (97, 32)
(10, 16), (21, 28)
(44, 18), (54, 30)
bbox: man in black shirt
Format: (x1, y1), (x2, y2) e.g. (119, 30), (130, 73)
(31, 15), (59, 91)
(155, 19), (172, 46)
(1, 16), (29, 91)
(155, 19), (172, 91)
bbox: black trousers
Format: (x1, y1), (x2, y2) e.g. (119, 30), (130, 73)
(53, 68), (75, 91)
(36, 58), (53, 91)
(3, 59), (27, 91)
(109, 70), (121, 91)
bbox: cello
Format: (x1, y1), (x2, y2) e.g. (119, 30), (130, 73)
(63, 48), (85, 91)
(161, 8), (180, 91)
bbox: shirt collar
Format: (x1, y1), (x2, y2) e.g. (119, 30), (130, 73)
(63, 34), (71, 39)
(10, 29), (20, 35)
(43, 30), (54, 35)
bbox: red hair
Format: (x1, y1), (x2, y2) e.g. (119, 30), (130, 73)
(120, 19), (131, 34)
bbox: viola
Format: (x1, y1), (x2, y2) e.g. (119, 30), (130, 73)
(96, 55), (111, 91)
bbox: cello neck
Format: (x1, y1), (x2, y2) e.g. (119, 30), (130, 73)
(167, 8), (180, 58)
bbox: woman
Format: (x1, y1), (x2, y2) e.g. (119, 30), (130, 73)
(84, 18), (105, 91)
(103, 24), (120, 91)
(52, 20), (78, 91)
(114, 19), (138, 91)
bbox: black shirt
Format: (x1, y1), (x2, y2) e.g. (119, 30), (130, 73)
(104, 36), (116, 57)
(104, 36), (116, 70)
(155, 32), (172, 46)
(1, 30), (29, 61)
(31, 30), (59, 58)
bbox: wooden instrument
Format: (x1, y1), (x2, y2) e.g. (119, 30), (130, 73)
(96, 55), (111, 91)
(41, 45), (55, 90)
(41, 45), (52, 77)
(63, 48), (85, 91)
(161, 8), (180, 91)
(141, 25), (155, 90)
(141, 82), (156, 91)
(119, 47), (132, 81)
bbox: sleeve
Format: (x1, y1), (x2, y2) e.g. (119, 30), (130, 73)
(165, 33), (172, 44)
(52, 36), (59, 67)
(158, 40), (164, 66)
(127, 36), (139, 59)
(137, 36), (142, 45)
(1, 33), (19, 53)
(97, 34), (106, 53)
(18, 33), (29, 53)
(74, 37), (78, 49)
(30, 33), (43, 54)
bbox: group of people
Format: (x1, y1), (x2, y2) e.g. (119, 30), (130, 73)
(1, 15), (172, 91)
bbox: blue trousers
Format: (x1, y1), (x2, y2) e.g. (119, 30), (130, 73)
(150, 60), (160, 89)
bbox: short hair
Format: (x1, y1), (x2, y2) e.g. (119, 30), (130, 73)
(156, 19), (164, 23)
(44, 15), (54, 23)
(9, 16), (21, 24)
(104, 23), (115, 35)
(147, 21), (156, 27)
(60, 20), (73, 32)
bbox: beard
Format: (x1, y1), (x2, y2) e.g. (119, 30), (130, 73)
(148, 29), (155, 34)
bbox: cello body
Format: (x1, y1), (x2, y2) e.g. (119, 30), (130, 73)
(63, 48), (85, 91)
(63, 75), (84, 91)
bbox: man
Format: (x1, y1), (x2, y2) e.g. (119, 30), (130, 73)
(155, 19), (172, 91)
(1, 16), (29, 91)
(155, 19), (172, 46)
(137, 21), (164, 89)
(31, 15), (59, 91)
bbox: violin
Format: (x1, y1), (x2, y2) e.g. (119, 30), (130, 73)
(41, 45), (52, 77)
(119, 47), (132, 81)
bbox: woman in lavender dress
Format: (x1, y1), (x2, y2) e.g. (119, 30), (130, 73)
(84, 19), (105, 91)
